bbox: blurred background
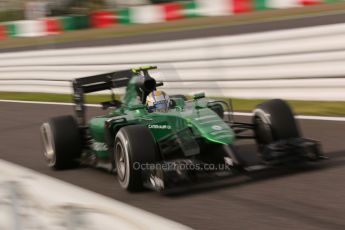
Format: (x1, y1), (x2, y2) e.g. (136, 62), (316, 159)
(0, 0), (190, 21)
(1, 0), (345, 114)
(1, 1), (345, 230)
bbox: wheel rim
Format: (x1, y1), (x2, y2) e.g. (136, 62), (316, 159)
(254, 116), (273, 145)
(115, 142), (126, 182)
(40, 123), (56, 167)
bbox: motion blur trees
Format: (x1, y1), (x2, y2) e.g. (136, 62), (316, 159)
(0, 0), (24, 22)
(150, 0), (189, 3)
(49, 0), (107, 15)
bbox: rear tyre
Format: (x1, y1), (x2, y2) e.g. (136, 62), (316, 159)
(253, 99), (300, 149)
(40, 115), (82, 170)
(114, 125), (158, 191)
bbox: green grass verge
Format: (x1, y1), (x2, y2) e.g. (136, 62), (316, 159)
(0, 92), (114, 104)
(1, 92), (344, 116)
(2, 2), (345, 49)
(0, 10), (24, 22)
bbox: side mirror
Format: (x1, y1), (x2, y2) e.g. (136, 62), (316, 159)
(193, 92), (205, 100)
(128, 104), (146, 111)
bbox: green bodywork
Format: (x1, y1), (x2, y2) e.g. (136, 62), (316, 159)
(88, 69), (235, 159)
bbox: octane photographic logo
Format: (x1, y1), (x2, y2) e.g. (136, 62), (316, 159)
(132, 161), (232, 172)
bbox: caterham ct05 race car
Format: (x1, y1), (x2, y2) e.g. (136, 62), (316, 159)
(40, 66), (324, 192)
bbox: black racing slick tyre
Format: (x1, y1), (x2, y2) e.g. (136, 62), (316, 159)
(114, 125), (158, 192)
(253, 99), (300, 147)
(40, 115), (82, 170)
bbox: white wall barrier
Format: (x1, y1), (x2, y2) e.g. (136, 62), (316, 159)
(131, 5), (165, 24)
(196, 0), (232, 16)
(267, 0), (301, 9)
(10, 20), (46, 37)
(0, 160), (192, 230)
(1, 22), (345, 100)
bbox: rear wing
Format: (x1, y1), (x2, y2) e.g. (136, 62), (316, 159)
(72, 69), (134, 94)
(73, 66), (157, 125)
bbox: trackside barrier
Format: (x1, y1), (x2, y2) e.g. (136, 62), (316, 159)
(232, 0), (253, 13)
(5, 22), (17, 37)
(2, 1), (345, 38)
(44, 18), (62, 35)
(131, 5), (165, 24)
(182, 1), (199, 17)
(0, 24), (6, 39)
(300, 0), (322, 5)
(160, 2), (184, 21)
(196, 0), (232, 16)
(90, 10), (116, 28)
(266, 0), (302, 8)
(0, 160), (192, 230)
(1, 23), (345, 101)
(6, 20), (46, 37)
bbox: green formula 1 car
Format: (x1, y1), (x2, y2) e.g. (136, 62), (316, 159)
(40, 66), (325, 192)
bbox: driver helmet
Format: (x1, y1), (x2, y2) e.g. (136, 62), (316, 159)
(146, 90), (170, 112)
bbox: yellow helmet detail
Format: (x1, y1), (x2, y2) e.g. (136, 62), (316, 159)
(146, 90), (170, 112)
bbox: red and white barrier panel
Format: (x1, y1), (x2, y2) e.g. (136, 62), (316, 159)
(44, 17), (62, 35)
(160, 2), (184, 21)
(0, 24), (7, 40)
(90, 10), (116, 28)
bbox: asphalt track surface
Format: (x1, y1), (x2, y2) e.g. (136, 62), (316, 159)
(0, 101), (344, 230)
(2, 11), (345, 53)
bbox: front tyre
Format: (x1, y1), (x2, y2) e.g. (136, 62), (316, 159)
(253, 99), (300, 154)
(40, 115), (82, 170)
(114, 125), (158, 191)
(253, 99), (300, 143)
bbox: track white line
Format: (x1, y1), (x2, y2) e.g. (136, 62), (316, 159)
(226, 112), (345, 122)
(0, 99), (100, 107)
(1, 99), (345, 122)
